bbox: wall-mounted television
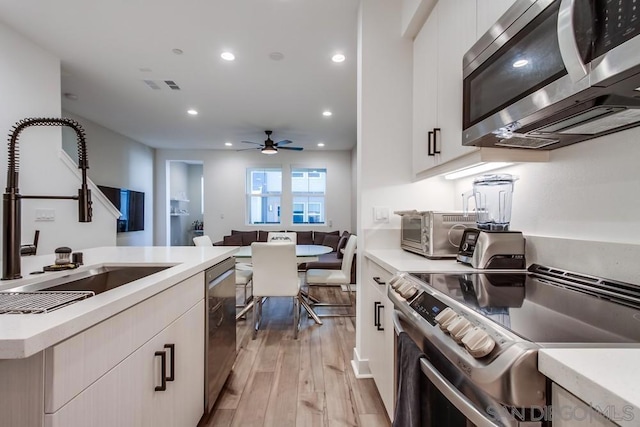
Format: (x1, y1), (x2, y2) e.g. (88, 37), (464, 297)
(98, 185), (145, 232)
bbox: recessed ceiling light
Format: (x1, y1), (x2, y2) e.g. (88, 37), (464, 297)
(322, 111), (332, 117)
(269, 52), (285, 61)
(221, 52), (235, 61)
(187, 109), (198, 116)
(513, 59), (529, 68)
(172, 48), (184, 55)
(331, 53), (346, 63)
(317, 142), (325, 147)
(225, 142), (233, 146)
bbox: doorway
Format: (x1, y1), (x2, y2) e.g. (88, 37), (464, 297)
(167, 160), (204, 246)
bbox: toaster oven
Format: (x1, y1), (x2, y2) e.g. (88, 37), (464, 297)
(395, 211), (477, 259)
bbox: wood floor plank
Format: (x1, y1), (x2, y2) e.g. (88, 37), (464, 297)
(296, 391), (327, 427)
(263, 338), (301, 427)
(230, 371), (274, 427)
(210, 286), (390, 427)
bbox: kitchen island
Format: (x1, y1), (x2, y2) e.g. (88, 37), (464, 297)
(0, 245), (238, 427)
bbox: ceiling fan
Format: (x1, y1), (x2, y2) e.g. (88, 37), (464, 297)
(239, 130), (303, 155)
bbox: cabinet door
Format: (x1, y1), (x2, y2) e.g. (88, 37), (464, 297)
(368, 294), (395, 419)
(45, 301), (204, 427)
(476, 0), (516, 40)
(435, 0), (478, 165)
(412, 5), (440, 175)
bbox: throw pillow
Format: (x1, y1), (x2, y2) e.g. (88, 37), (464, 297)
(296, 231), (313, 245)
(322, 234), (341, 251)
(313, 230), (339, 245)
(223, 234), (243, 246)
(336, 233), (350, 259)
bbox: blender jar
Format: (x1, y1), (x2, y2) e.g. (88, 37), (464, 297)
(463, 174), (518, 231)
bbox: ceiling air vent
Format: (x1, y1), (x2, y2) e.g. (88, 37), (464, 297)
(164, 80), (181, 90)
(143, 80), (161, 90)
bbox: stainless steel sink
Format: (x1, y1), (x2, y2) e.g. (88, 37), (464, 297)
(10, 265), (171, 295)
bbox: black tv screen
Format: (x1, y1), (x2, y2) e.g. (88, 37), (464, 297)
(98, 185), (145, 232)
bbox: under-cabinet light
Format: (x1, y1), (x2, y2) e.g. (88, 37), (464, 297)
(443, 162), (513, 180)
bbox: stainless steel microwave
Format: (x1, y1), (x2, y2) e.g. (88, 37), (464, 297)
(395, 211), (477, 259)
(463, 0), (640, 150)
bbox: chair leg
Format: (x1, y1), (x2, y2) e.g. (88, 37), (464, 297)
(293, 296), (300, 340)
(252, 296), (261, 340)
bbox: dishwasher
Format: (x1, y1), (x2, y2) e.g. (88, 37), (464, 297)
(203, 257), (236, 420)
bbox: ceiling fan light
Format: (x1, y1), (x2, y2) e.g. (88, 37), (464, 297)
(261, 146), (278, 155)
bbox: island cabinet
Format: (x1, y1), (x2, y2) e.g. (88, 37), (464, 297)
(0, 271), (205, 427)
(361, 256), (396, 419)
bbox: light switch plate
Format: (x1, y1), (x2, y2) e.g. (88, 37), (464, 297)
(373, 206), (389, 223)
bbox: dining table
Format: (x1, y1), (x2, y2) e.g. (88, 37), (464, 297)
(232, 244), (333, 324)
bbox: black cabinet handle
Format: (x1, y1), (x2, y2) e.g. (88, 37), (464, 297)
(154, 351), (167, 391)
(372, 276), (386, 286)
(433, 128), (441, 154)
(374, 302), (380, 327)
(376, 303), (384, 331)
(428, 130), (435, 156)
(164, 344), (175, 382)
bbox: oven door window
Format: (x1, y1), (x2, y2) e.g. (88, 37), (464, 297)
(402, 216), (423, 244)
(422, 375), (471, 426)
(464, 1), (568, 129)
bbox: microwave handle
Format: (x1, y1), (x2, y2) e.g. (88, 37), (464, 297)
(557, 0), (589, 82)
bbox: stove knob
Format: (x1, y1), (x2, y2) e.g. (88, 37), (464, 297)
(396, 280), (413, 294)
(388, 275), (403, 289)
(461, 327), (496, 358)
(400, 284), (419, 300)
(391, 277), (406, 290)
(434, 308), (458, 332)
(447, 317), (473, 344)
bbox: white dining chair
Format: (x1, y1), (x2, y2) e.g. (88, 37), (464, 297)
(266, 231), (297, 244)
(193, 235), (254, 316)
(193, 235), (213, 246)
(305, 234), (357, 316)
(250, 242), (302, 339)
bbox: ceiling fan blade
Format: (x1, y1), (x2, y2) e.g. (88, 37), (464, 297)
(241, 140), (262, 145)
(275, 139), (293, 146)
(278, 146), (304, 151)
(236, 147), (261, 152)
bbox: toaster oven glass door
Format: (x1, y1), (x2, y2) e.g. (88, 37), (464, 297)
(402, 216), (423, 244)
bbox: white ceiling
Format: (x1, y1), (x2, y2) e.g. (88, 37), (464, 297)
(0, 0), (359, 151)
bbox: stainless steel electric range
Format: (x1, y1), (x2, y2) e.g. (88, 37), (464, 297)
(389, 264), (640, 427)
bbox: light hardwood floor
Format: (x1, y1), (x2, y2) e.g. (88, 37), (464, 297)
(206, 287), (391, 427)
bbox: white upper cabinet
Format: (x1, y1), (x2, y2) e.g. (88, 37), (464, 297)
(412, 0), (477, 177)
(476, 0), (518, 40)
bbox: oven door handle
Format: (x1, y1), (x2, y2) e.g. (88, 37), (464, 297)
(419, 358), (501, 427)
(557, 0), (589, 82)
(392, 309), (406, 334)
(393, 310), (500, 427)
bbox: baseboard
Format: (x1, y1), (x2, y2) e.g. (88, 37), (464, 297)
(351, 347), (372, 378)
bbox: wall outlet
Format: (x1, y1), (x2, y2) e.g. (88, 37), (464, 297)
(35, 208), (55, 221)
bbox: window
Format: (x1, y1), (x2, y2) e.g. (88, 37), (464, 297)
(291, 168), (326, 224)
(246, 168), (282, 224)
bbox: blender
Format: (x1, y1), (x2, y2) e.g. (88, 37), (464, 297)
(457, 174), (526, 269)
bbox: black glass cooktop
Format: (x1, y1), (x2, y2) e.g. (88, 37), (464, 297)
(408, 268), (640, 344)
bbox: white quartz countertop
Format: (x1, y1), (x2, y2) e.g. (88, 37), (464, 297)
(539, 348), (640, 426)
(365, 248), (476, 273)
(0, 246), (238, 359)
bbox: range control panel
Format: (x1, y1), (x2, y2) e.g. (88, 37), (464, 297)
(409, 292), (449, 326)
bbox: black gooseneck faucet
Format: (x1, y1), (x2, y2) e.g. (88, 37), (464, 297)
(2, 117), (93, 280)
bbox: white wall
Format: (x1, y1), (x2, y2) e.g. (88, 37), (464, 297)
(0, 22), (115, 265)
(358, 0), (456, 251)
(450, 126), (640, 281)
(61, 111), (155, 246)
(154, 149), (353, 245)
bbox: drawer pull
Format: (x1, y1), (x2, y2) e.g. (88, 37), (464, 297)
(164, 344), (175, 382)
(154, 350), (167, 391)
(376, 303), (384, 331)
(372, 276), (386, 286)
